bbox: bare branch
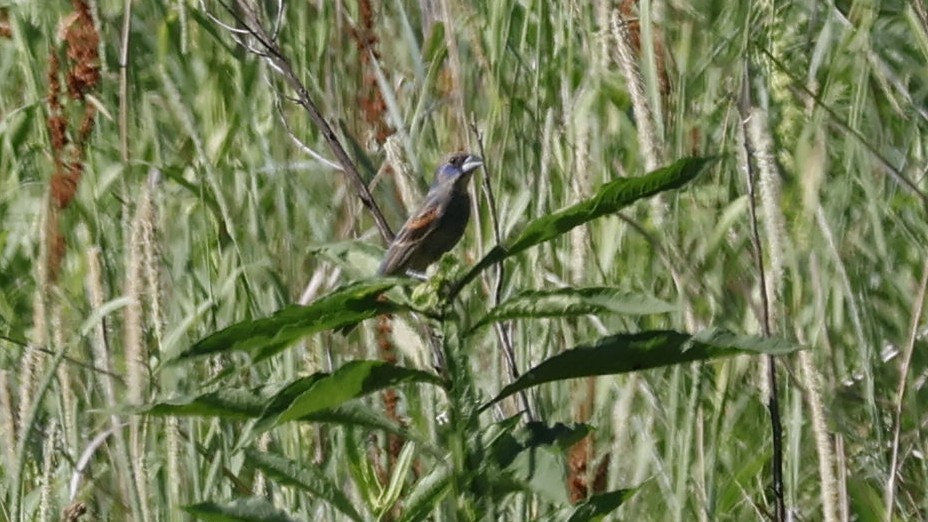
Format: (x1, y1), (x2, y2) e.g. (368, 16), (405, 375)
(205, 0), (395, 242)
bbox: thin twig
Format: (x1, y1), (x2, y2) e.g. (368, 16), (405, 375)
(273, 95), (344, 171)
(884, 257), (928, 519)
(738, 63), (786, 522)
(469, 118), (533, 420)
(0, 336), (124, 383)
(210, 0), (395, 242)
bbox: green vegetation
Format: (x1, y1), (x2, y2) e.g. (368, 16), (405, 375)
(1, 1), (926, 521)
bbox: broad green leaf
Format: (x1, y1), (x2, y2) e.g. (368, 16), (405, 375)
(244, 449), (364, 522)
(172, 279), (408, 363)
(142, 379), (433, 451)
(184, 497), (300, 522)
(256, 374), (329, 426)
(298, 404), (426, 446)
(485, 329), (800, 409)
(492, 445), (568, 504)
(258, 380), (438, 454)
(451, 157), (715, 296)
(468, 287), (675, 333)
(142, 388), (268, 419)
(267, 360), (443, 426)
(566, 488), (639, 522)
(508, 157), (714, 255)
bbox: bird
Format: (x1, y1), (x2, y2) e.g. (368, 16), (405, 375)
(378, 152), (483, 277)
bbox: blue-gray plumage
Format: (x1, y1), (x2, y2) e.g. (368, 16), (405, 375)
(378, 152), (483, 276)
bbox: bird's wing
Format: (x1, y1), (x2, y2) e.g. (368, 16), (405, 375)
(378, 196), (445, 275)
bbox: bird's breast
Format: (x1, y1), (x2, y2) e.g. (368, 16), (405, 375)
(440, 191), (471, 235)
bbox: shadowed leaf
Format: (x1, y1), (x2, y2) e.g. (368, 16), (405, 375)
(566, 488), (639, 522)
(484, 329), (800, 409)
(143, 388), (268, 420)
(184, 497), (300, 521)
(172, 279), (408, 363)
(141, 381), (427, 447)
(261, 360), (443, 427)
(472, 419), (591, 505)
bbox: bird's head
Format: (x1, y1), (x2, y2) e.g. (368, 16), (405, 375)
(432, 152), (483, 188)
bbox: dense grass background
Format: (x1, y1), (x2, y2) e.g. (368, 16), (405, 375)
(1, 0), (927, 520)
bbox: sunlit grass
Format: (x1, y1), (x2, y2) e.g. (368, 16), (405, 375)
(1, 0), (927, 520)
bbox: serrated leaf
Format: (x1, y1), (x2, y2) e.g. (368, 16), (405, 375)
(264, 360), (443, 427)
(244, 450), (363, 522)
(468, 287), (675, 333)
(172, 279), (408, 363)
(484, 329), (800, 409)
(184, 497), (301, 522)
(256, 396), (437, 456)
(451, 157), (715, 296)
(566, 488), (638, 522)
(142, 388), (268, 419)
(298, 404), (423, 444)
(507, 157), (714, 255)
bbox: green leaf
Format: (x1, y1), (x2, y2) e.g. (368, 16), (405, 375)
(494, 444), (568, 504)
(451, 157), (715, 296)
(508, 157), (714, 255)
(486, 422), (591, 504)
(184, 497), (301, 522)
(422, 21), (446, 64)
(255, 379), (438, 453)
(298, 404), (427, 447)
(172, 279), (409, 363)
(566, 488), (638, 522)
(244, 449), (364, 522)
(484, 329), (800, 409)
(264, 360), (443, 427)
(142, 380), (431, 450)
(142, 388), (268, 419)
(490, 422), (592, 469)
(397, 464), (451, 522)
(468, 287), (675, 333)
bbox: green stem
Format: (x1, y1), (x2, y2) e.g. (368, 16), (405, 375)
(442, 320), (478, 521)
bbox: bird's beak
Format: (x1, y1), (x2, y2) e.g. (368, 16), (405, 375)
(461, 155), (484, 174)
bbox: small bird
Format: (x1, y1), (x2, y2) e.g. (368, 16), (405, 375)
(379, 152), (483, 276)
